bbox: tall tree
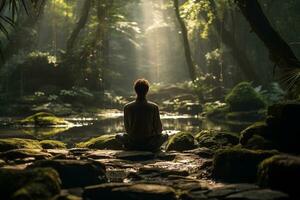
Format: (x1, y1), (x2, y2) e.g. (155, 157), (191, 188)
(66, 0), (91, 53)
(173, 0), (197, 81)
(210, 0), (260, 82)
(236, 0), (300, 88)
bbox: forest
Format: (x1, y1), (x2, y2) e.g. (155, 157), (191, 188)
(0, 0), (299, 200)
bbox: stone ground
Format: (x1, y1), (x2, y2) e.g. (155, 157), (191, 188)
(1, 148), (289, 200)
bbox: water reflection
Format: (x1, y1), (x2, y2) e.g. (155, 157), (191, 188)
(0, 112), (250, 146)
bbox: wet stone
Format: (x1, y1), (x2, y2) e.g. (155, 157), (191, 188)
(225, 189), (289, 200)
(83, 183), (177, 200)
(0, 149), (52, 161)
(28, 159), (107, 188)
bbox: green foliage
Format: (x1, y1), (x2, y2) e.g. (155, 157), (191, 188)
(225, 82), (266, 111)
(180, 0), (214, 39)
(254, 82), (286, 105)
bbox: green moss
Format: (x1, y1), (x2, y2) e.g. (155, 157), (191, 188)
(1, 149), (52, 160)
(195, 130), (239, 150)
(166, 132), (196, 151)
(0, 138), (42, 152)
(20, 112), (70, 127)
(212, 147), (278, 183)
(0, 168), (61, 200)
(258, 155), (300, 198)
(39, 140), (66, 149)
(76, 134), (122, 150)
(225, 82), (266, 112)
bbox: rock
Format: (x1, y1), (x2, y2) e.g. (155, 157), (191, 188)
(0, 138), (42, 152)
(206, 184), (259, 198)
(242, 135), (275, 150)
(212, 147), (278, 182)
(0, 149), (52, 161)
(241, 103), (300, 153)
(83, 183), (177, 200)
(240, 122), (272, 146)
(225, 189), (289, 200)
(138, 167), (189, 178)
(225, 82), (266, 112)
(258, 155), (300, 198)
(76, 134), (122, 150)
(28, 159), (107, 188)
(19, 112), (71, 127)
(195, 130), (239, 150)
(166, 132), (196, 151)
(0, 168), (61, 200)
(40, 140), (67, 149)
(184, 147), (214, 158)
(115, 151), (155, 161)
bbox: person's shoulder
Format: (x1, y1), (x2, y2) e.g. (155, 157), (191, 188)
(147, 101), (159, 109)
(124, 101), (135, 109)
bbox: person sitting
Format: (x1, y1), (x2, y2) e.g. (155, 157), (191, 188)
(116, 79), (168, 151)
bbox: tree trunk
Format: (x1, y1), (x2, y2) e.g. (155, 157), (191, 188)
(235, 0), (300, 71)
(66, 0), (91, 53)
(173, 0), (197, 81)
(210, 0), (259, 82)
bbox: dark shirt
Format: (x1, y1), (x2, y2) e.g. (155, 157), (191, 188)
(124, 99), (163, 141)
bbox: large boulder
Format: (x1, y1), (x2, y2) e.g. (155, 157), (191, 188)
(0, 168), (61, 200)
(76, 134), (122, 150)
(0, 138), (42, 152)
(212, 147), (278, 183)
(195, 130), (239, 150)
(28, 159), (107, 188)
(83, 183), (177, 200)
(258, 155), (300, 198)
(240, 102), (300, 154)
(166, 132), (196, 151)
(225, 82), (266, 112)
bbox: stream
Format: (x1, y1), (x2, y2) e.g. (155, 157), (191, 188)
(0, 110), (249, 147)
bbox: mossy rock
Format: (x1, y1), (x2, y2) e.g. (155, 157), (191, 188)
(19, 112), (71, 127)
(0, 138), (42, 152)
(240, 122), (269, 145)
(39, 140), (66, 149)
(166, 132), (196, 151)
(206, 105), (229, 120)
(195, 130), (239, 150)
(28, 159), (107, 189)
(225, 82), (266, 112)
(0, 168), (61, 200)
(258, 155), (300, 198)
(0, 149), (52, 161)
(212, 147), (278, 183)
(76, 134), (122, 150)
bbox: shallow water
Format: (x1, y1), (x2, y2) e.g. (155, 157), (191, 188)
(0, 111), (249, 146)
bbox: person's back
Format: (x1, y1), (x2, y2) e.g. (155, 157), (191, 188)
(116, 79), (168, 151)
(124, 99), (162, 142)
